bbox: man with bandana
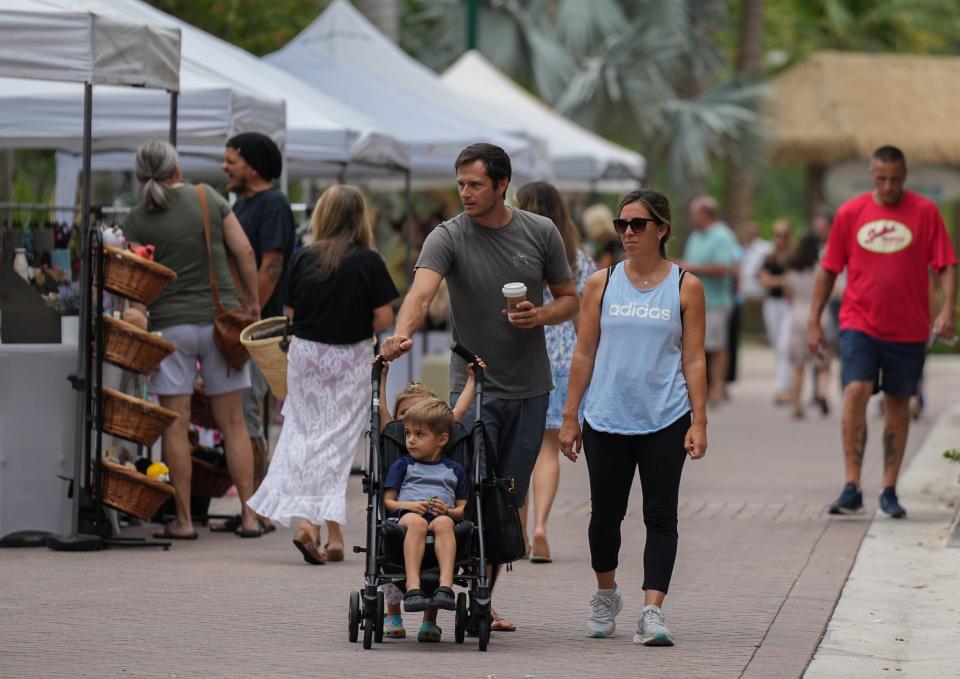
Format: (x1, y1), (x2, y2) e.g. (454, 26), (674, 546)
(221, 133), (295, 520)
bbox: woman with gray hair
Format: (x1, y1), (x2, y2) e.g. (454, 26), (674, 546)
(122, 140), (263, 540)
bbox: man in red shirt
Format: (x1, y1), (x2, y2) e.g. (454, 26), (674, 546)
(808, 146), (957, 518)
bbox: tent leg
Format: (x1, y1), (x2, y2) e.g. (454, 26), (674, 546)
(168, 91), (178, 147)
(403, 169), (415, 386)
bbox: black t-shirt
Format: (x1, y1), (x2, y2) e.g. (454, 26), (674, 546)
(233, 187), (296, 319)
(761, 254), (786, 298)
(287, 246), (399, 345)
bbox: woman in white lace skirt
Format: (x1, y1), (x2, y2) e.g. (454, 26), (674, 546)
(248, 185), (398, 564)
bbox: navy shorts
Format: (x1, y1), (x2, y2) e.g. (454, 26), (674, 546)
(839, 330), (926, 396)
(450, 391), (549, 506)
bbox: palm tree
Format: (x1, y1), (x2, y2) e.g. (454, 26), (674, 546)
(401, 0), (768, 215)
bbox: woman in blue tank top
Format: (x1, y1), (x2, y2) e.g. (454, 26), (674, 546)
(559, 188), (708, 646)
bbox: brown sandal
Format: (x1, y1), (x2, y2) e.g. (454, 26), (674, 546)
(293, 529), (326, 565)
(324, 543), (344, 562)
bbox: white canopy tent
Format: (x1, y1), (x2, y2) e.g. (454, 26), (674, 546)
(443, 51), (646, 192)
(0, 0), (179, 90)
(265, 7), (542, 185)
(116, 0), (409, 175)
(268, 0), (548, 184)
(0, 70), (285, 156)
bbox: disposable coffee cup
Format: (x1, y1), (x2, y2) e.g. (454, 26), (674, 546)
(502, 282), (527, 313)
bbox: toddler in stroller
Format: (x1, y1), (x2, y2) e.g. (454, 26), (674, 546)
(349, 346), (496, 650)
(375, 357), (481, 642)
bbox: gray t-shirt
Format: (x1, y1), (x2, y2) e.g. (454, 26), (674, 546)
(416, 208), (571, 399)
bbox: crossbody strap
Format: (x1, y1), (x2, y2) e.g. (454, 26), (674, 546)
(196, 184), (223, 311)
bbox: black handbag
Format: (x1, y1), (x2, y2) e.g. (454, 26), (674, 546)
(470, 419), (526, 565)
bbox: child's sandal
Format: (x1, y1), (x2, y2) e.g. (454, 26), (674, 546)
(403, 588), (429, 612)
(383, 615), (406, 639)
(417, 621), (442, 642)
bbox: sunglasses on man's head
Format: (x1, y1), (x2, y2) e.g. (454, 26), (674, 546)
(613, 217), (659, 234)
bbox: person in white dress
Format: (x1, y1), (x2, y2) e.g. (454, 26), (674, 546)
(248, 185), (398, 564)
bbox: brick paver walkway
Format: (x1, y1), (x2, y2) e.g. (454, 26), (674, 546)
(3, 347), (957, 679)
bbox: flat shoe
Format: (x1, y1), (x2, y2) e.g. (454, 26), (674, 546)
(292, 535), (326, 565)
(153, 526), (198, 540)
(530, 535), (552, 563)
(324, 543), (344, 562)
(208, 515), (241, 532)
(234, 526), (263, 538)
(259, 519), (277, 534)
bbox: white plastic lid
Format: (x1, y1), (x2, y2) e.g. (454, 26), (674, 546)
(502, 282), (527, 296)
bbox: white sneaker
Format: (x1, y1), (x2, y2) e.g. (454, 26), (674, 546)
(585, 587), (623, 638)
(633, 604), (674, 646)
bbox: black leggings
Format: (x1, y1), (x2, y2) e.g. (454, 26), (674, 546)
(583, 413), (689, 593)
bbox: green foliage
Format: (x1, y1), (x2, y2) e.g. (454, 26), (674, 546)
(145, 0), (333, 55)
(944, 449), (960, 463)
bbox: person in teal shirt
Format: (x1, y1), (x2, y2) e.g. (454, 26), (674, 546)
(680, 196), (738, 404)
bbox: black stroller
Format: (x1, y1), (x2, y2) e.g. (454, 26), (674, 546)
(348, 344), (494, 650)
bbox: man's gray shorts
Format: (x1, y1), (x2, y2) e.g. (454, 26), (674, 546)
(704, 307), (732, 353)
(242, 360), (269, 437)
(450, 391), (549, 506)
(149, 323), (250, 396)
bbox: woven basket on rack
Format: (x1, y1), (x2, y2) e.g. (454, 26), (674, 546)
(101, 314), (176, 375)
(190, 386), (218, 430)
(98, 458), (175, 520)
(240, 316), (290, 399)
(191, 456), (233, 498)
(102, 244), (177, 305)
(102, 388), (178, 447)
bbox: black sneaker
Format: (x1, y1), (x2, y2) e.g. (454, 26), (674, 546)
(879, 487), (907, 518)
(828, 482), (864, 515)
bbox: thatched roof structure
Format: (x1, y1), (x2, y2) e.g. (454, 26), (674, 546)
(769, 51), (960, 166)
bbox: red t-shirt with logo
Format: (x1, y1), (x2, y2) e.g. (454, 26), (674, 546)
(822, 190), (957, 343)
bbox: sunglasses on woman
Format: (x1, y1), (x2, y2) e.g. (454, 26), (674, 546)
(613, 217), (659, 234)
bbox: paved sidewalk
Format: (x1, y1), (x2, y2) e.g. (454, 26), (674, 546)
(1, 347), (958, 679)
(805, 404), (960, 678)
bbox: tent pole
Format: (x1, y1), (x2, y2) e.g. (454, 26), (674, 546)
(70, 82), (94, 537)
(168, 91), (178, 147)
(403, 168), (414, 386)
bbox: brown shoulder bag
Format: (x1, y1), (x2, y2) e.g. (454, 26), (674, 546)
(196, 185), (256, 370)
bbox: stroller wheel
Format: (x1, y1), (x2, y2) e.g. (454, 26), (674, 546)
(477, 607), (490, 651)
(348, 591), (360, 643)
(374, 590), (385, 643)
(455, 592), (467, 643)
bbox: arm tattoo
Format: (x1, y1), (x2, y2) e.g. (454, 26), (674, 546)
(266, 258), (282, 282)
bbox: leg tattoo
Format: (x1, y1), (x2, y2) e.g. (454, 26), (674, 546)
(854, 424), (867, 467)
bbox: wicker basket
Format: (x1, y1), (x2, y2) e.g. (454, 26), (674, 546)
(190, 386), (218, 430)
(98, 458), (175, 520)
(102, 388), (178, 447)
(191, 456), (233, 498)
(102, 244), (177, 305)
(240, 317), (290, 399)
(101, 315), (176, 375)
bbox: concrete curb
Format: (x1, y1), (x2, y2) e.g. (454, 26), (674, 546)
(805, 405), (960, 677)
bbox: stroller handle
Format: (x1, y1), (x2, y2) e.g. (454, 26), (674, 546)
(371, 353), (386, 382)
(451, 343), (484, 382)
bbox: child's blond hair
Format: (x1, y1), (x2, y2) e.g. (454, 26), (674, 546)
(393, 382), (436, 418)
(403, 398), (454, 437)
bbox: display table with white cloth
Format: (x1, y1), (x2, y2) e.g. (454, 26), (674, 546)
(0, 344), (75, 540)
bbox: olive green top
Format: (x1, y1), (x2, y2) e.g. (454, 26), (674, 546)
(122, 184), (239, 330)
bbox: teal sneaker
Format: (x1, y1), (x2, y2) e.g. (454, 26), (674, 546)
(383, 614), (406, 639)
(585, 587), (622, 638)
(417, 621), (442, 643)
(633, 605), (674, 646)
